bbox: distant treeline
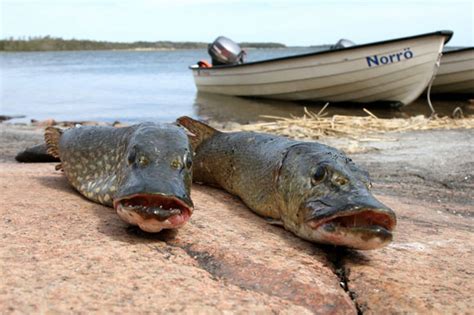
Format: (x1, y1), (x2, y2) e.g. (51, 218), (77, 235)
(0, 36), (286, 51)
(239, 42), (286, 49)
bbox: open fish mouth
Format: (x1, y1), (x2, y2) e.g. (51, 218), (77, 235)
(307, 209), (396, 250)
(113, 194), (193, 233)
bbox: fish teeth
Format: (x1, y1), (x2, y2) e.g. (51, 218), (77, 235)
(123, 203), (182, 218)
(148, 207), (181, 216)
(324, 223), (336, 232)
(170, 208), (181, 214)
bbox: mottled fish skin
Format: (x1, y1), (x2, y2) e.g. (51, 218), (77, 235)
(46, 122), (194, 232)
(177, 116), (396, 250)
(190, 130), (295, 220)
(57, 125), (125, 205)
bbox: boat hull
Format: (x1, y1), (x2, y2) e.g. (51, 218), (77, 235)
(431, 47), (474, 95)
(191, 31), (452, 105)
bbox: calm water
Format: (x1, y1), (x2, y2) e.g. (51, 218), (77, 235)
(1, 49), (471, 124)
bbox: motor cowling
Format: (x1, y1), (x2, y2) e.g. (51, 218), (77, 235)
(208, 36), (245, 66)
(331, 39), (356, 50)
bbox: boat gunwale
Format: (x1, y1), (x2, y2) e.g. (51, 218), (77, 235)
(442, 47), (474, 55)
(189, 30), (453, 70)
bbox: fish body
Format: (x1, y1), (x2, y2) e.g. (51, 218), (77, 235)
(178, 116), (396, 250)
(45, 122), (193, 232)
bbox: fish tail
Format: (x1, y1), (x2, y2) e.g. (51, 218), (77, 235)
(176, 116), (220, 151)
(15, 143), (60, 163)
(44, 126), (63, 158)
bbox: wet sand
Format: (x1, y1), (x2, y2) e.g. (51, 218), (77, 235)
(1, 123), (473, 313)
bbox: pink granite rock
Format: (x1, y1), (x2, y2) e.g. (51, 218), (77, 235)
(341, 195), (474, 314)
(2, 162), (472, 314)
(0, 163), (355, 314)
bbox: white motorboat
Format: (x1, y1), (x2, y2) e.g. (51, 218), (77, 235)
(430, 47), (474, 95)
(190, 31), (453, 106)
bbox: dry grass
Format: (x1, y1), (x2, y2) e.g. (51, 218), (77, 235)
(231, 104), (474, 141)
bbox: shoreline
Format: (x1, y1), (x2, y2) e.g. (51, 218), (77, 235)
(0, 46), (293, 53)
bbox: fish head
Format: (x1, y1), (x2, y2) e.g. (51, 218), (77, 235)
(113, 123), (193, 233)
(277, 144), (396, 250)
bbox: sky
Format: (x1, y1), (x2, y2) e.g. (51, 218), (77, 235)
(1, 0), (473, 46)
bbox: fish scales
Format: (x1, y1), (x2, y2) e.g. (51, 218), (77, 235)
(178, 116), (396, 250)
(43, 122), (194, 233)
(58, 125), (129, 206)
(193, 131), (295, 219)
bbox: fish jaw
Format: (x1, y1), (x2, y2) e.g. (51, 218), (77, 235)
(113, 193), (193, 233)
(306, 208), (396, 250)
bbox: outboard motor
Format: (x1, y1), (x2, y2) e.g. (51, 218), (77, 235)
(208, 36), (245, 66)
(331, 39), (356, 50)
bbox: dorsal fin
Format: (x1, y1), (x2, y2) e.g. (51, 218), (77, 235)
(44, 126), (63, 158)
(176, 116), (220, 151)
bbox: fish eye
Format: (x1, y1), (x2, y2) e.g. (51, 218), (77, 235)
(311, 166), (326, 186)
(334, 176), (349, 186)
(171, 159), (181, 169)
(137, 155), (149, 167)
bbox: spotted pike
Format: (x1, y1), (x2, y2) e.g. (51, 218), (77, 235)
(44, 122), (193, 232)
(177, 116), (396, 250)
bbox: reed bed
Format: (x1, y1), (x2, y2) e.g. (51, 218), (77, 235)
(232, 105), (474, 141)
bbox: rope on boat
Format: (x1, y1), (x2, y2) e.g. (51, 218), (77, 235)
(426, 53), (442, 118)
(426, 79), (437, 118)
(452, 107), (464, 119)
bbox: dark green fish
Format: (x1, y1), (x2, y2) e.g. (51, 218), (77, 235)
(177, 116), (396, 250)
(15, 143), (59, 163)
(44, 122), (193, 232)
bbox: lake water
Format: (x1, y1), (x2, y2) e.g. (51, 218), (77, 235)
(1, 49), (470, 124)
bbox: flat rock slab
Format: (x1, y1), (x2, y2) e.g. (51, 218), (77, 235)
(0, 163), (354, 314)
(336, 130), (474, 313)
(341, 195), (474, 314)
(1, 162), (473, 314)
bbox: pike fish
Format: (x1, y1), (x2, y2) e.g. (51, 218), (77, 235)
(177, 116), (396, 250)
(44, 122), (194, 232)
